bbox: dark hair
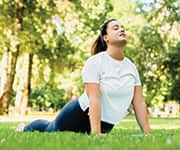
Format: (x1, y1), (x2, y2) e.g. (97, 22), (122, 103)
(91, 19), (117, 55)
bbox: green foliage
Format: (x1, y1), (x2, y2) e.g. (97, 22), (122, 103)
(70, 0), (113, 31)
(135, 0), (179, 105)
(30, 85), (66, 111)
(0, 0), (179, 110)
(165, 42), (180, 102)
(136, 25), (169, 105)
(139, 26), (164, 50)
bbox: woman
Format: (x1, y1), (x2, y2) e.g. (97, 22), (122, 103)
(16, 19), (151, 135)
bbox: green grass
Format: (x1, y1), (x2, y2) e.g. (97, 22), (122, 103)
(0, 116), (180, 150)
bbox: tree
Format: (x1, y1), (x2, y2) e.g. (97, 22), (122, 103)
(0, 0), (22, 114)
(0, 0), (57, 114)
(15, 53), (33, 115)
(51, 0), (113, 100)
(136, 0), (179, 106)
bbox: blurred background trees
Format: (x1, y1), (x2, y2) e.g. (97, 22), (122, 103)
(0, 0), (179, 115)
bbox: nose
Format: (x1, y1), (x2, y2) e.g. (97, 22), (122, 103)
(120, 26), (125, 32)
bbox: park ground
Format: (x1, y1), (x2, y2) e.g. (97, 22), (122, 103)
(0, 114), (180, 150)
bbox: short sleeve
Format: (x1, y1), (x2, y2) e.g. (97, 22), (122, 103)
(134, 65), (141, 86)
(81, 57), (100, 83)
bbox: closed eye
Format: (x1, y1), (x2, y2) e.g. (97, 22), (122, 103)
(113, 25), (119, 30)
(113, 24), (125, 30)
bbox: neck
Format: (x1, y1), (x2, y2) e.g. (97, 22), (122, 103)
(106, 44), (125, 60)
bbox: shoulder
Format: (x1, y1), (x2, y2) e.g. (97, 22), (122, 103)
(85, 51), (106, 64)
(124, 57), (134, 65)
(124, 57), (136, 67)
(124, 57), (139, 72)
(81, 52), (105, 79)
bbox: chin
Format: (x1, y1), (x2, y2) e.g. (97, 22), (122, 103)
(113, 38), (127, 46)
(120, 39), (127, 45)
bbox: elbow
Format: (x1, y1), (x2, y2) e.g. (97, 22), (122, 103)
(88, 93), (101, 102)
(132, 99), (147, 109)
(89, 94), (101, 110)
(89, 96), (101, 106)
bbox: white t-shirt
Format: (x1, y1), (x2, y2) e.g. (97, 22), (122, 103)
(78, 51), (141, 125)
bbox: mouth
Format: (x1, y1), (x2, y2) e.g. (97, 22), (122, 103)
(120, 33), (126, 37)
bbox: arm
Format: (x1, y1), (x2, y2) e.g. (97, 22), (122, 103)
(84, 83), (101, 135)
(132, 86), (151, 134)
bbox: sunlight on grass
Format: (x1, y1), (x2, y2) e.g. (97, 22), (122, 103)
(0, 116), (180, 150)
(116, 115), (180, 130)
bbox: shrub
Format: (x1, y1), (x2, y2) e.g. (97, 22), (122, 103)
(30, 85), (66, 111)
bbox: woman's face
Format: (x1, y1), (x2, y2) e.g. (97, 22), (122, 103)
(104, 20), (127, 45)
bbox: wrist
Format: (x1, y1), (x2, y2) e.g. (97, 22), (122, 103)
(91, 129), (101, 135)
(143, 126), (151, 134)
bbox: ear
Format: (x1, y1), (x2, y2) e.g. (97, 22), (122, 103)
(103, 35), (108, 42)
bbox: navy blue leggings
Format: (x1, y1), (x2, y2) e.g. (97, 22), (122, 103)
(24, 99), (114, 134)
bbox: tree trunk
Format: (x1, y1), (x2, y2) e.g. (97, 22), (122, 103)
(0, 47), (10, 114)
(21, 53), (33, 115)
(0, 47), (19, 115)
(14, 77), (24, 115)
(0, 0), (24, 115)
(15, 53), (33, 116)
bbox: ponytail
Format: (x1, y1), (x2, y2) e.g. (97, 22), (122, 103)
(91, 35), (107, 55)
(91, 19), (117, 55)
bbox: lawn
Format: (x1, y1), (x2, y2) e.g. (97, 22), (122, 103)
(0, 115), (179, 150)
